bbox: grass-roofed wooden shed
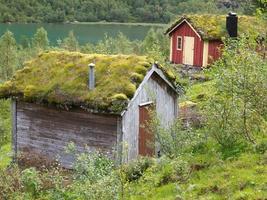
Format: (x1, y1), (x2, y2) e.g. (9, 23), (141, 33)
(0, 51), (179, 167)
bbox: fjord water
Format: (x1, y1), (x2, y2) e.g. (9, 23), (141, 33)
(0, 23), (164, 45)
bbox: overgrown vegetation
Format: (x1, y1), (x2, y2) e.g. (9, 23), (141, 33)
(204, 37), (267, 158)
(0, 52), (152, 113)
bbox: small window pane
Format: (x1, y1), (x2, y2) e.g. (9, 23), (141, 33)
(177, 37), (182, 50)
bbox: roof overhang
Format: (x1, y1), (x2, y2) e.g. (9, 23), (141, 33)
(166, 19), (202, 39)
(121, 65), (179, 116)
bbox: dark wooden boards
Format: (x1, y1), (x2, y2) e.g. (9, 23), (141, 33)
(16, 102), (118, 168)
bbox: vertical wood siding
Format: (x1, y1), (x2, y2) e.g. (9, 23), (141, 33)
(122, 73), (178, 162)
(208, 40), (223, 64)
(16, 102), (118, 168)
(171, 22), (204, 67)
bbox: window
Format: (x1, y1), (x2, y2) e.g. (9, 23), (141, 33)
(177, 36), (182, 50)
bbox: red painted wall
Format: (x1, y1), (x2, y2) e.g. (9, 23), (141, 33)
(170, 21), (204, 67)
(208, 40), (223, 64)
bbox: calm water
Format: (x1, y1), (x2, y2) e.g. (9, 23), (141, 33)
(0, 23), (165, 45)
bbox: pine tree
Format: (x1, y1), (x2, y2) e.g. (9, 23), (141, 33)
(0, 31), (17, 81)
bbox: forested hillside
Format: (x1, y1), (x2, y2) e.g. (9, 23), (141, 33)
(0, 0), (257, 23)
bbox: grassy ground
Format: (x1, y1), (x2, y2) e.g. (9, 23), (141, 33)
(128, 153), (267, 200)
(0, 144), (12, 169)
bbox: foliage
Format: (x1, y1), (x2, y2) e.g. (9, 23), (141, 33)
(0, 0), (256, 24)
(0, 30), (18, 81)
(0, 149), (266, 200)
(148, 111), (204, 158)
(32, 27), (49, 52)
(126, 156), (191, 199)
(142, 28), (169, 61)
(122, 157), (153, 182)
(0, 143), (11, 169)
(21, 168), (41, 197)
(254, 0), (267, 18)
(205, 37), (267, 157)
(0, 99), (11, 147)
(73, 151), (115, 183)
(127, 153), (267, 200)
(60, 31), (79, 52)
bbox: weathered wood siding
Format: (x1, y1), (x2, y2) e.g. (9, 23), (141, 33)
(122, 72), (178, 162)
(16, 102), (118, 168)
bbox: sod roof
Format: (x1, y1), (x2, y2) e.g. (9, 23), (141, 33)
(166, 15), (266, 40)
(0, 51), (177, 113)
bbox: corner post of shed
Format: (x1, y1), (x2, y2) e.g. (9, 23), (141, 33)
(11, 99), (17, 163)
(115, 116), (123, 165)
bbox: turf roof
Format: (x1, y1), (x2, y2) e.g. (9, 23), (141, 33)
(0, 51), (177, 113)
(166, 15), (266, 40)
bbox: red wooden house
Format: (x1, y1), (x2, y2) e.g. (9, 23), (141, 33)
(165, 14), (265, 67)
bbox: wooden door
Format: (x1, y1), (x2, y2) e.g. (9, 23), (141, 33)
(183, 36), (195, 65)
(139, 104), (155, 157)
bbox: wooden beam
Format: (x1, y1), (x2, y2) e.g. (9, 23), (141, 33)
(116, 117), (123, 165)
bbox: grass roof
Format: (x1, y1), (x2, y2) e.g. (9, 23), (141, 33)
(166, 15), (267, 40)
(0, 51), (178, 113)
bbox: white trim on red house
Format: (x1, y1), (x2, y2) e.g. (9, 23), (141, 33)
(202, 41), (209, 67)
(169, 35), (173, 62)
(167, 19), (201, 39)
(177, 36), (183, 50)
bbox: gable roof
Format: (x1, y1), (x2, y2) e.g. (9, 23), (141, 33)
(0, 51), (178, 114)
(166, 15), (266, 40)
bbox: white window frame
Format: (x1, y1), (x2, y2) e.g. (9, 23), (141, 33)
(177, 36), (182, 50)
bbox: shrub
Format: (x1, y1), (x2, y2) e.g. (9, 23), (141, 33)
(73, 151), (114, 183)
(21, 168), (41, 197)
(123, 157), (153, 182)
(148, 110), (205, 158)
(205, 37), (267, 157)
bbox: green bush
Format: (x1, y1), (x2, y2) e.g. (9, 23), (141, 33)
(21, 168), (41, 197)
(148, 111), (205, 158)
(73, 151), (114, 183)
(123, 157), (153, 182)
(0, 99), (11, 147)
(205, 37), (267, 158)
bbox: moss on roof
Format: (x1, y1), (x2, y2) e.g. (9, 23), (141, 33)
(166, 15), (266, 40)
(0, 51), (178, 113)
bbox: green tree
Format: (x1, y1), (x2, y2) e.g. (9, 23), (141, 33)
(205, 37), (267, 155)
(0, 31), (17, 81)
(255, 0), (267, 17)
(142, 28), (169, 62)
(32, 27), (49, 51)
(61, 31), (79, 51)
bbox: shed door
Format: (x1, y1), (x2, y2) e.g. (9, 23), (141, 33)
(139, 104), (155, 157)
(183, 36), (194, 65)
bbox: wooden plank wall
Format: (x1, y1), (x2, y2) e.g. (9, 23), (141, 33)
(122, 73), (178, 162)
(16, 102), (118, 168)
(171, 21), (204, 67)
